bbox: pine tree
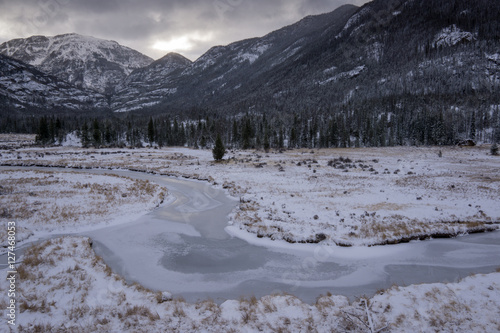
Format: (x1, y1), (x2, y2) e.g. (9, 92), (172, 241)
(242, 118), (253, 149)
(148, 117), (155, 145)
(81, 122), (90, 148)
(36, 117), (51, 144)
(263, 130), (270, 152)
(104, 122), (113, 145)
(213, 134), (226, 161)
(491, 142), (499, 156)
(278, 128), (284, 149)
(232, 120), (239, 147)
(470, 111), (476, 140)
(92, 119), (101, 147)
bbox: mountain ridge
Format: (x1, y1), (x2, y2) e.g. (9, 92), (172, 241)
(0, 53), (108, 111)
(0, 0), (498, 117)
(0, 33), (154, 95)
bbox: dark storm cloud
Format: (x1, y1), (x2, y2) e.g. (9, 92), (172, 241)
(70, 0), (121, 14)
(0, 0), (369, 60)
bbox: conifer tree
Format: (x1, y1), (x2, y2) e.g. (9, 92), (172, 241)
(263, 130), (270, 152)
(36, 117), (51, 144)
(92, 119), (101, 147)
(81, 122), (90, 148)
(148, 117), (155, 145)
(212, 134), (226, 161)
(491, 142), (498, 156)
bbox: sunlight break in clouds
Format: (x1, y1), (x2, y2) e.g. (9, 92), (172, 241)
(152, 32), (214, 54)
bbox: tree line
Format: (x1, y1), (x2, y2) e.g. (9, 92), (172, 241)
(1, 99), (498, 150)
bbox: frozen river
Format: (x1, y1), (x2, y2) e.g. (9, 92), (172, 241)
(85, 170), (500, 304)
(2, 167), (500, 304)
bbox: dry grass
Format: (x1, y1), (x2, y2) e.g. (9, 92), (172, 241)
(124, 305), (160, 321)
(360, 202), (411, 211)
(22, 240), (54, 268)
(0, 170), (167, 229)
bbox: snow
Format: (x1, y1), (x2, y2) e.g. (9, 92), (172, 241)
(486, 53), (500, 64)
(187, 46), (226, 73)
(366, 42), (383, 62)
(114, 101), (163, 113)
(1, 144), (499, 331)
(61, 131), (81, 147)
(342, 7), (370, 32)
(434, 25), (476, 48)
(272, 39), (304, 67)
(0, 33), (153, 94)
(323, 66), (337, 74)
(0, 56), (109, 110)
(235, 43), (270, 65)
(319, 65), (367, 85)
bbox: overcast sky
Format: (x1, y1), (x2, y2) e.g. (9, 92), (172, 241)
(0, 0), (369, 61)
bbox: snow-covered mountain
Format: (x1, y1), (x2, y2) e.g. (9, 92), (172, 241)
(109, 4), (358, 112)
(112, 53), (192, 112)
(0, 54), (108, 110)
(110, 0), (500, 114)
(0, 33), (153, 95)
(0, 0), (498, 115)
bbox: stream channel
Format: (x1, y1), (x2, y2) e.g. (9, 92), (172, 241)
(3, 167), (500, 304)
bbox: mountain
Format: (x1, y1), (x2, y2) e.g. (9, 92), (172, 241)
(112, 52), (192, 112)
(0, 0), (499, 118)
(0, 54), (108, 111)
(110, 0), (499, 115)
(0, 33), (153, 95)
(110, 4), (359, 112)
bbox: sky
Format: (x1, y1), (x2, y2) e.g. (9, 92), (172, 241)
(0, 0), (369, 61)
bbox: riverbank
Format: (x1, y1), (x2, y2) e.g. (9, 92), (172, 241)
(0, 168), (168, 253)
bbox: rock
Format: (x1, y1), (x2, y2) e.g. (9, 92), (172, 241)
(157, 291), (173, 303)
(315, 233), (327, 242)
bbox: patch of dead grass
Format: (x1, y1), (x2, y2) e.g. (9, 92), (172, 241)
(0, 170), (167, 228)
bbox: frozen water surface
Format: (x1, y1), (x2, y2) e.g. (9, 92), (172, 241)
(85, 171), (500, 304)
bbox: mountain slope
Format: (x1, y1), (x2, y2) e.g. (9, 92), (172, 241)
(202, 0), (499, 113)
(124, 0), (497, 116)
(110, 4), (359, 112)
(0, 33), (153, 95)
(0, 54), (108, 111)
(110, 0), (499, 115)
(112, 53), (192, 112)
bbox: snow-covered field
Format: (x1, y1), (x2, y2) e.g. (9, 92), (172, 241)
(1, 142), (499, 332)
(2, 145), (499, 246)
(0, 236), (498, 332)
(0, 134), (36, 149)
